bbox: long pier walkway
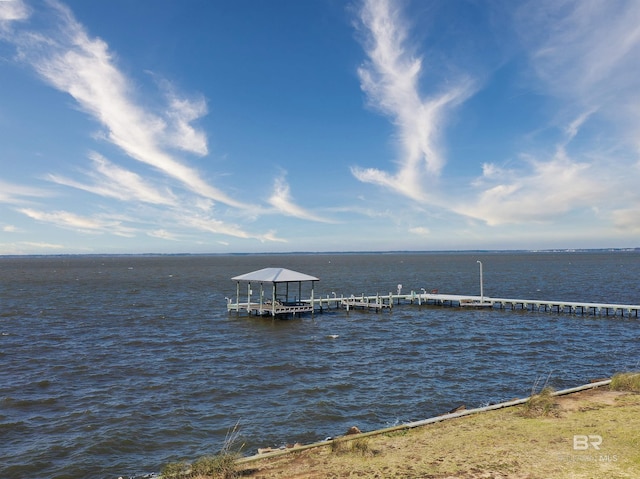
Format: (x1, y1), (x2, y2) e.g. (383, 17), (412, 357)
(305, 291), (640, 318)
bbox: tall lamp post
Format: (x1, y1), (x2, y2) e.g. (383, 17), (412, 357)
(477, 260), (484, 304)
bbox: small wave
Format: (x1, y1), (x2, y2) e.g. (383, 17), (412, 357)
(2, 396), (59, 410)
(0, 420), (28, 433)
(329, 381), (354, 392)
(258, 362), (330, 375)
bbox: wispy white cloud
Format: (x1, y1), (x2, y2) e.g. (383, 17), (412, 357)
(352, 0), (474, 201)
(18, 207), (137, 236)
(458, 151), (603, 226)
(453, 1), (640, 231)
(159, 79), (209, 156)
(180, 213), (286, 243)
(6, 0), (250, 210)
(258, 230), (288, 244)
(408, 226), (430, 237)
(516, 0), (640, 149)
(47, 152), (178, 206)
(564, 109), (597, 141)
(22, 241), (64, 249)
(612, 208), (640, 234)
(0, 240), (67, 255)
(147, 229), (180, 241)
(45, 152), (288, 241)
(0, 180), (50, 204)
(15, 195), (285, 244)
(0, 0), (29, 23)
(519, 0), (640, 106)
(268, 173), (336, 223)
(349, 0), (640, 241)
(0, 0), (301, 246)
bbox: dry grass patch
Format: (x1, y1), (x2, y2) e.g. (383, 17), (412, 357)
(520, 386), (561, 418)
(237, 388), (640, 479)
(330, 436), (376, 457)
(610, 372), (640, 392)
(162, 423), (242, 479)
(162, 453), (241, 479)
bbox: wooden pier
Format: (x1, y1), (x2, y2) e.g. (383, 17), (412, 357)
(303, 291), (640, 318)
(226, 300), (314, 316)
(227, 267), (639, 319)
(340, 295), (392, 311)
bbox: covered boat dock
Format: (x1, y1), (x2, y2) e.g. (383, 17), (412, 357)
(227, 267), (319, 317)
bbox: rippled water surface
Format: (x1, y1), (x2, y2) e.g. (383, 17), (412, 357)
(1, 251), (639, 478)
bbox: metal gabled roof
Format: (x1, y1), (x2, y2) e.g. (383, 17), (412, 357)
(231, 267), (319, 283)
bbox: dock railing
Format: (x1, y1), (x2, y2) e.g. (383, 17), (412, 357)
(229, 290), (640, 318)
(301, 291), (640, 318)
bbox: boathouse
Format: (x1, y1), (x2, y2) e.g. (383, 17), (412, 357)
(227, 267), (319, 317)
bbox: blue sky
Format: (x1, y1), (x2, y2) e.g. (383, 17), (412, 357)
(1, 0), (639, 254)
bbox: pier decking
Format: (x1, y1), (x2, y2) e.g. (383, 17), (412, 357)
(340, 295), (392, 311)
(227, 266), (639, 318)
(303, 291), (640, 318)
(229, 290), (640, 318)
(226, 300), (314, 316)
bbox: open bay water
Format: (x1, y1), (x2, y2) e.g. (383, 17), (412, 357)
(1, 251), (639, 478)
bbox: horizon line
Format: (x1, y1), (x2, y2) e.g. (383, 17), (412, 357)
(1, 247), (639, 258)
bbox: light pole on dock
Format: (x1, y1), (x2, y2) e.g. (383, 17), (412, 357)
(477, 260), (484, 304)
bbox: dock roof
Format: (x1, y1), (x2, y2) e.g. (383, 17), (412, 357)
(231, 267), (319, 283)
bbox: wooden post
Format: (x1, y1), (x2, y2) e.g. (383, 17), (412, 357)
(235, 281), (240, 315)
(310, 281), (315, 315)
(259, 282), (264, 314)
(272, 283), (276, 316)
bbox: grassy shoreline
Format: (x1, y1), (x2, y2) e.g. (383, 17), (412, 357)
(165, 374), (640, 478)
